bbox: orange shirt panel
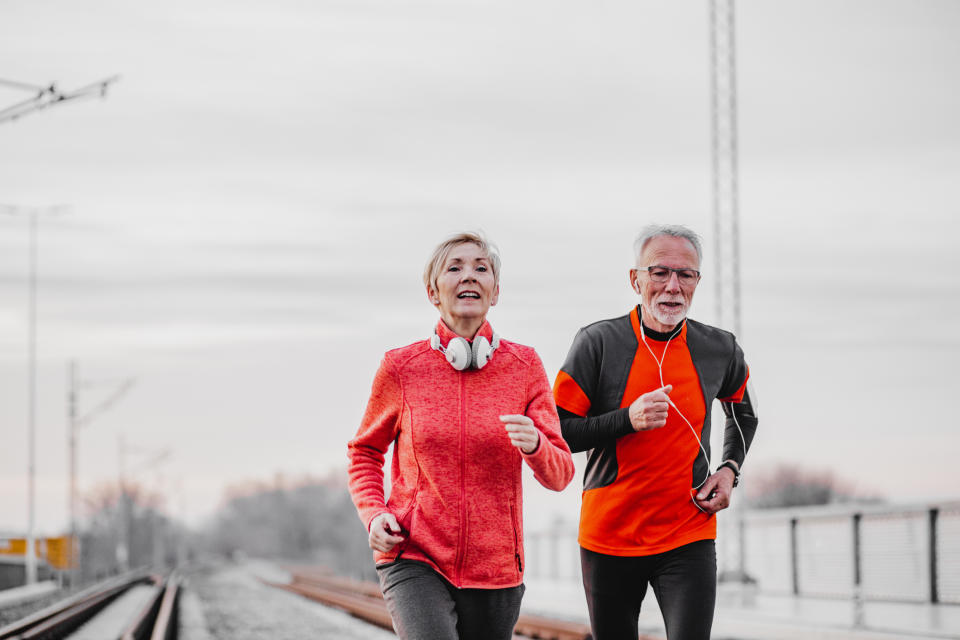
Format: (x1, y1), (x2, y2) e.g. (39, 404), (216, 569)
(554, 369), (591, 417)
(578, 318), (717, 556)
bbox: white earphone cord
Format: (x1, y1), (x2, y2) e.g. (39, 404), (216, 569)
(639, 311), (747, 512)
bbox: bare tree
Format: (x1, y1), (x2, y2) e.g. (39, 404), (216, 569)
(744, 464), (884, 509)
(79, 481), (172, 582)
(208, 470), (373, 578)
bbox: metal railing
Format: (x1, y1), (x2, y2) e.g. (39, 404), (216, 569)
(718, 500), (960, 604)
(526, 500), (960, 606)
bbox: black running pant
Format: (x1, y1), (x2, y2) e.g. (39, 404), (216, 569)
(580, 540), (716, 640)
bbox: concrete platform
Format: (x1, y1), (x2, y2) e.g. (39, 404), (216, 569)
(0, 581), (58, 609)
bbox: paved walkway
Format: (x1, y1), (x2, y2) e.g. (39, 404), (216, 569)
(522, 578), (960, 640)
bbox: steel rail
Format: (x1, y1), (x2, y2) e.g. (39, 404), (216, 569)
(286, 570), (385, 599)
(267, 580), (395, 631)
(274, 568), (603, 640)
(0, 570), (152, 640)
(148, 576), (179, 640)
(119, 573), (183, 640)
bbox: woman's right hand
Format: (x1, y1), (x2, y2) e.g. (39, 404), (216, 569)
(368, 512), (405, 552)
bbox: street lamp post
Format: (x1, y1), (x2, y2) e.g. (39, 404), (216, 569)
(1, 204), (67, 585)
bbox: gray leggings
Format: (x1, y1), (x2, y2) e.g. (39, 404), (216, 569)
(376, 560), (524, 640)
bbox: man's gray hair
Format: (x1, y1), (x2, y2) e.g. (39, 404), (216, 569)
(633, 224), (703, 264)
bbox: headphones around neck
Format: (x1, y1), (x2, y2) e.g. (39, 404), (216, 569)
(430, 331), (500, 371)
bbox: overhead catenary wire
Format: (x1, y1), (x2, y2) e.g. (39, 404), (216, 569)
(77, 378), (137, 428)
(0, 75), (120, 124)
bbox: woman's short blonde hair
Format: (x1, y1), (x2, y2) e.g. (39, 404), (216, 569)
(423, 232), (501, 292)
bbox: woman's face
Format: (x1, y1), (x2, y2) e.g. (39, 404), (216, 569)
(428, 242), (499, 331)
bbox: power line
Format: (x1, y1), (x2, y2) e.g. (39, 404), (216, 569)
(0, 75), (119, 124)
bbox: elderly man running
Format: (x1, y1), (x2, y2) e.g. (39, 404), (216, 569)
(554, 224), (759, 640)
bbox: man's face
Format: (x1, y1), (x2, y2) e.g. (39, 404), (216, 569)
(630, 235), (701, 332)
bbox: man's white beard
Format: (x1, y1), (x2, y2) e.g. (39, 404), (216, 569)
(647, 300), (687, 329)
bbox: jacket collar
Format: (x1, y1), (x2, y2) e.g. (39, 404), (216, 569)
(434, 318), (494, 348)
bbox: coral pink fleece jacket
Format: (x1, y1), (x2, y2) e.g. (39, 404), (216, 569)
(348, 319), (575, 589)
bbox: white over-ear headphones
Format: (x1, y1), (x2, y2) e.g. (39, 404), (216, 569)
(430, 331), (500, 371)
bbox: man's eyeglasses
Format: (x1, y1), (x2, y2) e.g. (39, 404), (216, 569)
(642, 265), (701, 285)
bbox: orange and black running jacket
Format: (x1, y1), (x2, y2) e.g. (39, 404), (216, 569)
(554, 306), (758, 556)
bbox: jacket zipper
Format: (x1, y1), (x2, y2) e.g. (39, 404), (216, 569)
(511, 502), (522, 575)
(454, 372), (468, 584)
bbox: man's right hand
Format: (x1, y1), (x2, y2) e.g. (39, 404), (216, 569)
(368, 512), (405, 552)
(628, 385), (673, 432)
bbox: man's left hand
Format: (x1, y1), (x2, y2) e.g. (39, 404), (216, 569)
(694, 466), (736, 514)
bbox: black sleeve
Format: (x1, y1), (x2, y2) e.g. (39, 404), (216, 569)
(556, 326), (634, 453)
(720, 341), (758, 468)
(559, 406), (634, 453)
(717, 339), (750, 400)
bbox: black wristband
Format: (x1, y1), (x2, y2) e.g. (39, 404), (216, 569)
(717, 460), (741, 487)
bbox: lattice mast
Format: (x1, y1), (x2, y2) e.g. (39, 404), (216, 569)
(709, 0), (741, 337)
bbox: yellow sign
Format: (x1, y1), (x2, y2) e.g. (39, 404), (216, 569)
(0, 536), (76, 569)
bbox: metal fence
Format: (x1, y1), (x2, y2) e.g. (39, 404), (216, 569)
(720, 501), (960, 604)
(526, 500), (960, 605)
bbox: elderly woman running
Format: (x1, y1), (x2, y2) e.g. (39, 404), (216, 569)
(348, 232), (575, 640)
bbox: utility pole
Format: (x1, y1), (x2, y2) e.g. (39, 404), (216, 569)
(1, 204), (67, 585)
(68, 363), (135, 585)
(117, 435), (129, 572)
(117, 439), (170, 572)
(67, 363), (77, 584)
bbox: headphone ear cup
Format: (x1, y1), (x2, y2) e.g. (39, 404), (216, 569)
(472, 336), (491, 370)
(445, 337), (472, 371)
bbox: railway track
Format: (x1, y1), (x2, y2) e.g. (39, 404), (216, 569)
(267, 567), (596, 640)
(0, 570), (179, 640)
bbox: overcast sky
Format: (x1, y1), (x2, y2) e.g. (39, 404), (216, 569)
(1, 0), (959, 533)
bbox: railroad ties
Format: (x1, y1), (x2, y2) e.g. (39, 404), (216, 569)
(0, 571), (179, 640)
(264, 567), (594, 640)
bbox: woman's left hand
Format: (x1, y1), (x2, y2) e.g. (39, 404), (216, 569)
(500, 414), (540, 454)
